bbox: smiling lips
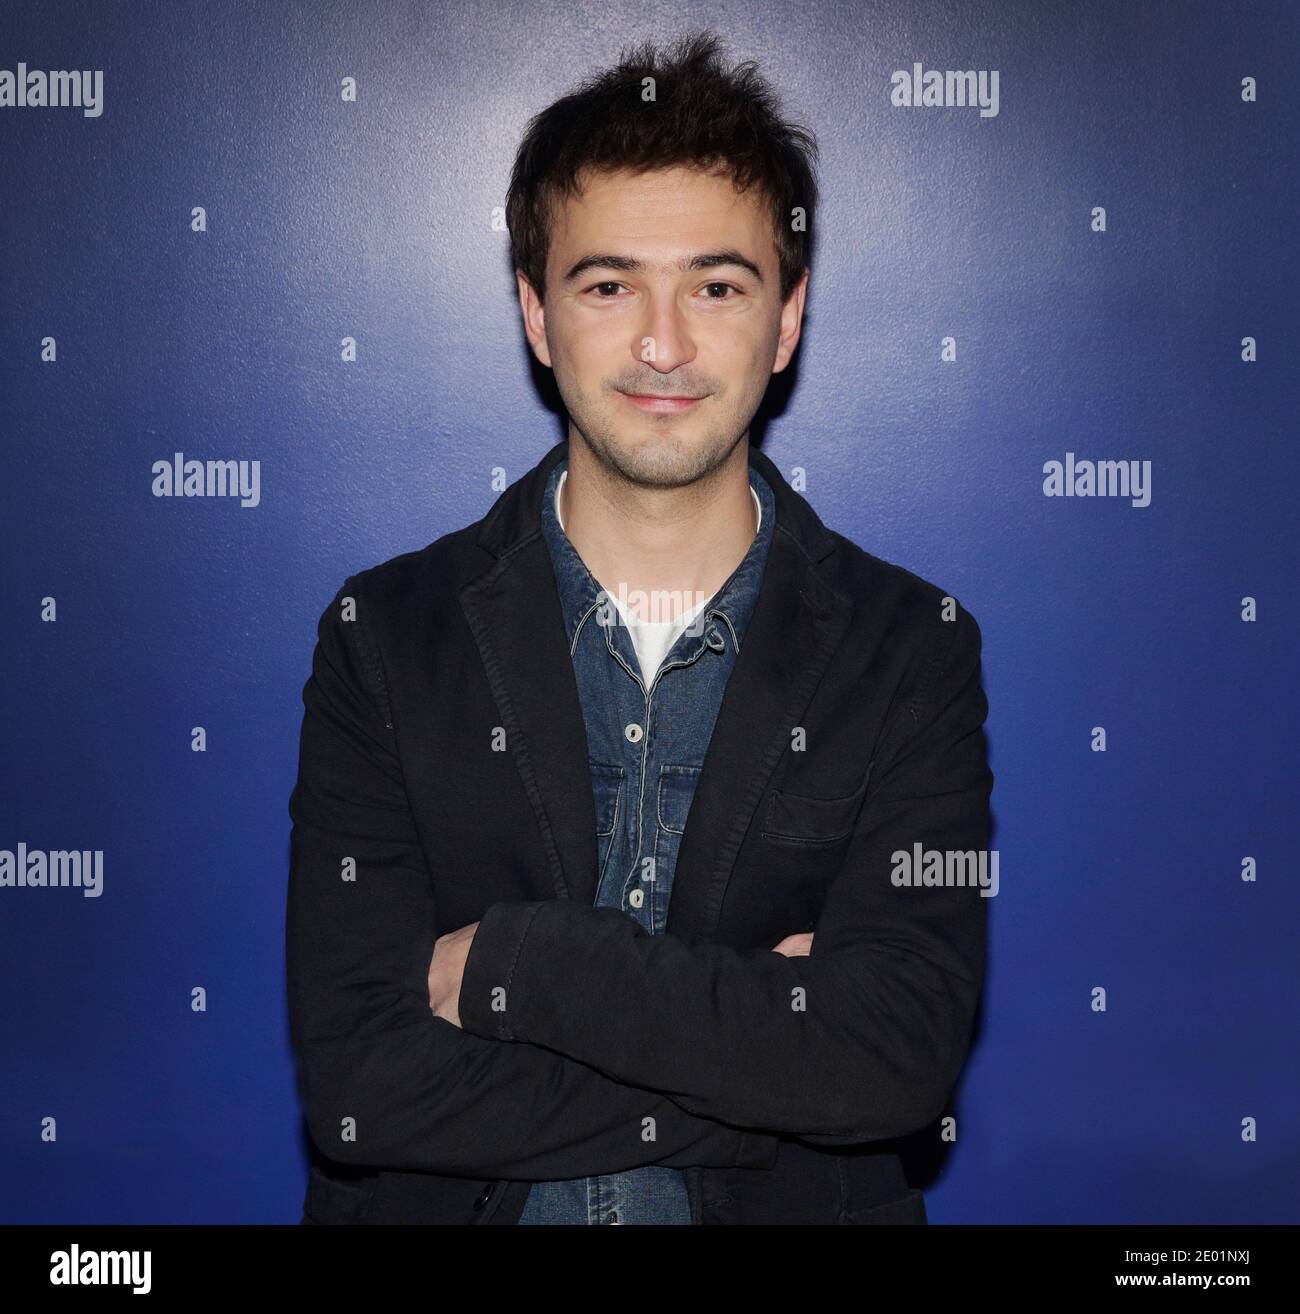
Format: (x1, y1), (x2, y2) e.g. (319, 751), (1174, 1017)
(620, 391), (704, 414)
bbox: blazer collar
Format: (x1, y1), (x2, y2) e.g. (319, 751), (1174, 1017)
(458, 438), (853, 940)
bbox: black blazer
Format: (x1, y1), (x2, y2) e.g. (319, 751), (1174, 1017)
(286, 438), (992, 1225)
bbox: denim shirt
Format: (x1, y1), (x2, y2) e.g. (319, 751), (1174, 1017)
(516, 453), (776, 1225)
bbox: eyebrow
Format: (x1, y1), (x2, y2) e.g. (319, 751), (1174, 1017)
(561, 250), (765, 286)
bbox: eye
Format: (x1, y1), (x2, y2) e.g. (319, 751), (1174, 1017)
(700, 282), (740, 301)
(585, 281), (628, 298)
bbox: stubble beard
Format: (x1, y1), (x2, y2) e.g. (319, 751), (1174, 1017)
(567, 383), (747, 492)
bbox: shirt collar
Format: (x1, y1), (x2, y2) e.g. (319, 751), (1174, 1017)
(540, 455), (776, 656)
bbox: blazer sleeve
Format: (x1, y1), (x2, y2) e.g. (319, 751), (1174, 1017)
(458, 602), (993, 1143)
(286, 579), (779, 1179)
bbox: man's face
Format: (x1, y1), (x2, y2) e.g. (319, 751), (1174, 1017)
(518, 165), (807, 490)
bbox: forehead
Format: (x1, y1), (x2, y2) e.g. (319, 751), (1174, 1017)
(549, 165), (774, 257)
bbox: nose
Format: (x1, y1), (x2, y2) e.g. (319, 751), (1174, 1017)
(634, 286), (698, 377)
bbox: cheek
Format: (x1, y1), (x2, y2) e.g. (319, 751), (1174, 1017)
(717, 343), (776, 411)
(714, 319), (779, 384)
(554, 321), (620, 388)
(546, 336), (595, 403)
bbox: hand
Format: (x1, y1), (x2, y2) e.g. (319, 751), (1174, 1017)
(427, 921), (479, 1027)
(771, 931), (814, 957)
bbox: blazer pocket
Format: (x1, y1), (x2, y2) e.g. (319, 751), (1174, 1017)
(838, 1187), (928, 1225)
(760, 771), (870, 846)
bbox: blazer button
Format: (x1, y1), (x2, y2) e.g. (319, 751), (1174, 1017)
(472, 1183), (496, 1210)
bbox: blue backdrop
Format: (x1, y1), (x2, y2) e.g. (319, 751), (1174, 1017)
(2, 0), (1296, 1224)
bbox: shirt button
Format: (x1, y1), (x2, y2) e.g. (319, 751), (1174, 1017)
(624, 722), (643, 743)
(628, 888), (644, 909)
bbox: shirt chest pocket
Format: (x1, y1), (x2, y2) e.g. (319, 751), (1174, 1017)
(657, 763), (703, 835)
(589, 762), (625, 879)
(650, 764), (703, 924)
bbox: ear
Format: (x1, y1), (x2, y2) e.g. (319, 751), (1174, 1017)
(773, 268), (810, 374)
(517, 270), (552, 368)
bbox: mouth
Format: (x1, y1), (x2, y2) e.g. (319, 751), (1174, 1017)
(619, 391), (705, 414)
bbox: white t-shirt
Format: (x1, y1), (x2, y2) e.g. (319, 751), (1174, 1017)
(555, 469), (761, 688)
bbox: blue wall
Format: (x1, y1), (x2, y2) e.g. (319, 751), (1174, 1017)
(2, 0), (1296, 1223)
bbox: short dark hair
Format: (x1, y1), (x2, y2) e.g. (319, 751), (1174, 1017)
(506, 30), (819, 304)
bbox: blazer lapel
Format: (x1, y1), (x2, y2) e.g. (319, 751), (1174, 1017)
(458, 532), (601, 907)
(665, 519), (853, 942)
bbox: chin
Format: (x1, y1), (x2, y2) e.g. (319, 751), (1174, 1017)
(604, 436), (716, 489)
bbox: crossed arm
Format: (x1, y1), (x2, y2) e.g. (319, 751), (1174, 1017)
(426, 925), (814, 1025)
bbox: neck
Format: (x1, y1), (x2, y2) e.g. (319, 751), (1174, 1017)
(559, 430), (758, 623)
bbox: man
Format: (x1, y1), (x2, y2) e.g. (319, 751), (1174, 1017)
(286, 30), (992, 1226)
